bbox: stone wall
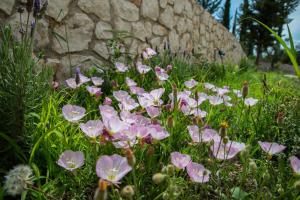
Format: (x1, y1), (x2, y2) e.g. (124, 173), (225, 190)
(0, 0), (245, 79)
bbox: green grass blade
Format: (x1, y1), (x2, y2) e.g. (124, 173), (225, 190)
(248, 17), (300, 79)
(287, 24), (297, 57)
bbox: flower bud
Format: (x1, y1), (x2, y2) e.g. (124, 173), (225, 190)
(293, 180), (300, 191)
(242, 81), (248, 99)
(152, 173), (167, 185)
(222, 136), (229, 144)
(219, 121), (228, 139)
(125, 149), (136, 167)
(249, 159), (257, 172)
(167, 116), (174, 128)
(162, 164), (175, 176)
(103, 97), (112, 105)
(94, 179), (108, 200)
(121, 185), (135, 199)
(262, 172), (270, 180)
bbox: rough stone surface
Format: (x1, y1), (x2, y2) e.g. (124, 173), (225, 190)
(1, 0), (246, 81)
(0, 0), (15, 15)
(160, 0), (168, 8)
(46, 0), (72, 22)
(52, 13), (94, 54)
(132, 21), (152, 41)
(78, 0), (111, 21)
(59, 54), (104, 79)
(159, 6), (174, 29)
(95, 21), (113, 39)
(112, 0), (139, 21)
(93, 42), (110, 59)
(153, 24), (168, 36)
(169, 30), (179, 52)
(141, 0), (159, 21)
(174, 0), (185, 14)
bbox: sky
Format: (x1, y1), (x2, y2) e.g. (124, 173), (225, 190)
(220, 0), (300, 46)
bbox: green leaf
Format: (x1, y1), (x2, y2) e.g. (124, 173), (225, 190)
(247, 17), (300, 79)
(231, 187), (249, 200)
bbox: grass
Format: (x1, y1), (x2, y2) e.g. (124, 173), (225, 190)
(1, 49), (300, 200)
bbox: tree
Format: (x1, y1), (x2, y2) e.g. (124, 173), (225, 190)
(221, 0), (231, 29)
(232, 9), (238, 36)
(239, 0), (254, 56)
(196, 0), (222, 15)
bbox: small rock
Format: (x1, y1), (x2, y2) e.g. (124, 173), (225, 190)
(112, 0), (139, 22)
(52, 13), (94, 54)
(141, 0), (159, 21)
(0, 0), (15, 15)
(93, 42), (110, 59)
(152, 24), (168, 36)
(78, 0), (111, 21)
(95, 21), (113, 39)
(46, 0), (72, 22)
(159, 5), (174, 29)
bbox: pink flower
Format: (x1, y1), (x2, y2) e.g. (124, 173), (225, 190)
(86, 86), (102, 96)
(105, 117), (129, 135)
(142, 48), (157, 59)
(204, 83), (215, 90)
(258, 141), (286, 155)
(57, 150), (84, 171)
(190, 108), (207, 118)
(99, 105), (118, 122)
(139, 88), (165, 107)
(216, 87), (230, 96)
(96, 154), (132, 184)
(80, 120), (103, 138)
(187, 126), (220, 143)
(146, 106), (161, 118)
(233, 89), (242, 98)
(244, 98), (258, 106)
(62, 105), (86, 122)
(113, 90), (130, 102)
(196, 92), (208, 104)
(125, 77), (137, 87)
(155, 66), (169, 81)
(119, 97), (139, 111)
(208, 96), (223, 106)
(131, 124), (151, 139)
(186, 162), (211, 183)
(166, 64), (173, 72)
(289, 156), (300, 175)
(171, 152), (191, 169)
(211, 140), (246, 160)
(148, 124), (170, 140)
(120, 110), (138, 124)
(130, 86), (146, 95)
(115, 62), (129, 72)
(65, 70), (91, 89)
(91, 77), (104, 86)
(104, 97), (112, 105)
(136, 61), (151, 74)
(184, 79), (198, 89)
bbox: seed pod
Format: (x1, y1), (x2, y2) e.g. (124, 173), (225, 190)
(242, 81), (248, 99)
(152, 173), (167, 184)
(121, 185), (135, 199)
(125, 148), (136, 167)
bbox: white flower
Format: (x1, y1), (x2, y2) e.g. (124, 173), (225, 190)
(244, 98), (258, 106)
(4, 165), (34, 196)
